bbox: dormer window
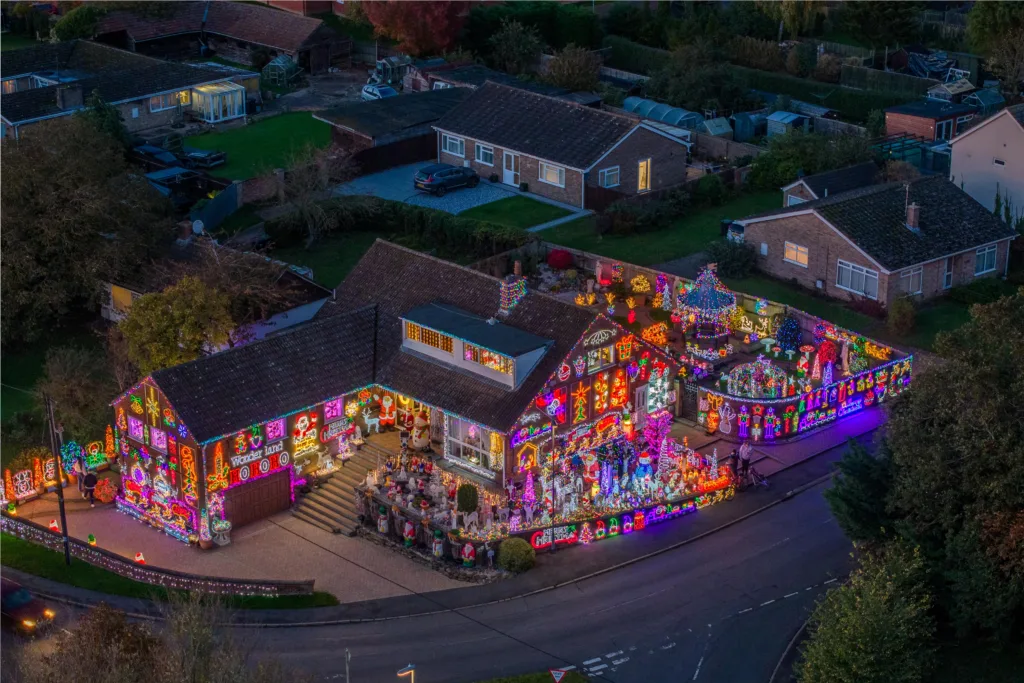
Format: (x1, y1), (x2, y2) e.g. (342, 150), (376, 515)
(405, 321), (453, 353)
(464, 343), (514, 375)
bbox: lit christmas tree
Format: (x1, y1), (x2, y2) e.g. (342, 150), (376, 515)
(811, 354), (822, 380)
(776, 316), (802, 352)
(580, 522), (594, 544)
(823, 361), (834, 385)
(523, 471), (536, 506)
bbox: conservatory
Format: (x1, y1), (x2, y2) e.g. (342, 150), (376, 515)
(192, 82), (246, 123)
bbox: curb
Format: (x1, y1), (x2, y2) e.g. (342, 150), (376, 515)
(768, 616), (810, 683)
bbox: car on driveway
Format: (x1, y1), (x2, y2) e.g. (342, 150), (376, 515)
(1, 578), (55, 637)
(361, 84), (398, 102)
(413, 164), (479, 197)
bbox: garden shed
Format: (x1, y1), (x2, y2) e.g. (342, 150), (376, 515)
(702, 117), (733, 139)
(731, 112), (767, 142)
(767, 111), (810, 137)
(262, 55), (301, 87)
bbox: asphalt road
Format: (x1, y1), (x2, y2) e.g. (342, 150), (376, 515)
(245, 478), (851, 683)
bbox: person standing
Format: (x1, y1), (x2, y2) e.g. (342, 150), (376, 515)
(74, 458), (85, 497)
(83, 470), (98, 508)
(739, 442), (752, 485)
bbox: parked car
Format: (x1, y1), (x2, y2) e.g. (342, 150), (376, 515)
(1, 579), (55, 636)
(413, 164), (479, 197)
(361, 84), (398, 102)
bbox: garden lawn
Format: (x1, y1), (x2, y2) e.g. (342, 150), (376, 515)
(215, 203), (263, 237)
(722, 274), (876, 334)
(271, 232), (380, 288)
(1, 34), (38, 50)
(185, 112), (331, 181)
(459, 196), (572, 229)
(543, 191), (779, 266)
(0, 534), (338, 609)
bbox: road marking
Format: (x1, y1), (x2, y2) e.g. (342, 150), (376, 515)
(784, 592), (799, 598)
(660, 642), (676, 650)
(588, 664), (608, 673)
(629, 646), (637, 651)
(582, 658), (602, 665)
(760, 599), (775, 606)
(562, 666), (576, 671)
(806, 586), (814, 591)
(692, 656), (704, 680)
(613, 658), (630, 665)
(824, 578), (837, 584)
(606, 650), (623, 658)
(738, 607), (752, 614)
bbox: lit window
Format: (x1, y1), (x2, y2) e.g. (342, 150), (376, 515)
(598, 166), (620, 188)
(442, 134), (464, 157)
(149, 91), (190, 112)
(464, 343), (513, 374)
(638, 159), (651, 192)
(784, 242), (809, 267)
(539, 161), (565, 187)
(975, 244), (997, 275)
(475, 144), (494, 166)
(405, 322), (453, 353)
(446, 416), (502, 475)
(900, 267), (923, 295)
(836, 260), (879, 299)
(587, 345), (615, 373)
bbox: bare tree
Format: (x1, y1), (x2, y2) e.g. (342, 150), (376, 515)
(281, 145), (359, 247)
(989, 27), (1024, 102)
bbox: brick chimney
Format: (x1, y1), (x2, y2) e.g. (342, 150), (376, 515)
(513, 260), (522, 277)
(55, 84), (84, 111)
(906, 202), (920, 232)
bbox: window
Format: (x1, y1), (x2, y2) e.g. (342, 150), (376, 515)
(149, 90), (190, 112)
(760, 243), (768, 256)
(464, 343), (513, 374)
(446, 417), (502, 476)
(787, 195), (808, 206)
(405, 322), (453, 353)
(836, 260), (879, 299)
(598, 166), (620, 188)
(2, 79), (16, 95)
(935, 119), (953, 141)
(994, 158), (1005, 166)
(900, 266), (923, 295)
(131, 107), (139, 119)
(943, 257), (954, 289)
(475, 144), (494, 166)
(975, 244), (997, 275)
(432, 81), (452, 90)
(587, 345), (615, 373)
(539, 161), (565, 187)
(784, 242), (809, 268)
(637, 158), (651, 192)
(442, 134), (464, 157)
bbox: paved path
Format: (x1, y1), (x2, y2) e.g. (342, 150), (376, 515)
(334, 163), (516, 214)
(653, 252), (707, 280)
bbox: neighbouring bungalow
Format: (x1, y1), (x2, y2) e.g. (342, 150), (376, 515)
(110, 241), (679, 541)
(93, 1), (350, 74)
(433, 82), (691, 209)
(781, 162), (880, 207)
(949, 104), (1024, 224)
(732, 176), (1017, 307)
(0, 40), (258, 138)
(885, 100), (978, 143)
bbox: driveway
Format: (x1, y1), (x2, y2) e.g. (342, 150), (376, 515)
(335, 162), (517, 214)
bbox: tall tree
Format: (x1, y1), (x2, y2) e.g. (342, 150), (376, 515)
(36, 345), (115, 443)
(967, 0), (1024, 54)
(1, 117), (173, 345)
(119, 276), (233, 374)
(988, 27), (1024, 101)
(748, 131), (873, 190)
(824, 440), (894, 544)
(545, 45), (601, 92)
(75, 89), (131, 149)
(489, 18), (543, 76)
(362, 0), (470, 57)
(756, 0), (821, 40)
(841, 1), (920, 48)
(797, 543), (936, 683)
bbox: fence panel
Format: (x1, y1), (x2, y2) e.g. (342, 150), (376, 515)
(190, 182), (238, 232)
(812, 117), (867, 138)
(840, 65), (937, 96)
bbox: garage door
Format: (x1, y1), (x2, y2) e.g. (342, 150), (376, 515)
(223, 469), (291, 529)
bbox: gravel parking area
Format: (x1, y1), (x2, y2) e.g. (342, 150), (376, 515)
(335, 163), (516, 215)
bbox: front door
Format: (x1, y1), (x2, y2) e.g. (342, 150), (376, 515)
(503, 151), (520, 186)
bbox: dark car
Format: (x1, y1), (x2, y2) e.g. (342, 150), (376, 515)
(413, 164), (479, 197)
(1, 578), (55, 636)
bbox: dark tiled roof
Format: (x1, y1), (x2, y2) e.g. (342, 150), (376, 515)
(317, 240), (598, 431)
(799, 162), (880, 199)
(0, 41), (229, 124)
(885, 99), (977, 119)
(434, 82), (638, 169)
(436, 64), (567, 97)
(742, 177), (1017, 271)
(152, 305), (377, 443)
(403, 302), (552, 357)
(95, 1), (331, 54)
(316, 87), (469, 142)
(0, 41), (76, 77)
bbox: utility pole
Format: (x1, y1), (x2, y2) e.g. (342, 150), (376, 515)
(44, 394), (72, 566)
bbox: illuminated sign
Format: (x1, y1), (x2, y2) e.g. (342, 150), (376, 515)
(527, 501), (699, 550)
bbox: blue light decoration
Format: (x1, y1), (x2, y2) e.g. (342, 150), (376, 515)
(59, 441), (82, 473)
(680, 266), (737, 338)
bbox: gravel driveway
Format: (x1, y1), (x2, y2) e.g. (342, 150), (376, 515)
(334, 162), (516, 214)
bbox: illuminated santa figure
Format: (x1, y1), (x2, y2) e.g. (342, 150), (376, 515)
(379, 395), (396, 428)
(412, 409), (430, 450)
(461, 541), (476, 567)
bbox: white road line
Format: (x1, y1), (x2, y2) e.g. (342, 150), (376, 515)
(824, 578), (837, 584)
(588, 664), (609, 673)
(606, 650), (623, 658)
(784, 592), (799, 598)
(760, 599), (775, 606)
(613, 658), (630, 665)
(582, 658), (602, 666)
(692, 656), (704, 681)
(660, 642), (676, 650)
(562, 666), (576, 671)
(806, 586), (814, 591)
(738, 607), (753, 614)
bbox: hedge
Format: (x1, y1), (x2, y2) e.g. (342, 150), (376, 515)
(602, 35), (669, 76)
(265, 197), (533, 261)
(464, 2), (603, 58)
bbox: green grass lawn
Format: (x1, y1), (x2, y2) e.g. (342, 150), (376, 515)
(185, 112), (332, 181)
(1, 533), (338, 609)
(543, 191), (780, 266)
(271, 232), (380, 288)
(1, 33), (39, 51)
(459, 196), (572, 229)
(215, 203), (263, 237)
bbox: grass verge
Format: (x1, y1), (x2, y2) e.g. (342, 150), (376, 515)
(1, 533), (338, 609)
(271, 232), (380, 288)
(459, 196), (572, 229)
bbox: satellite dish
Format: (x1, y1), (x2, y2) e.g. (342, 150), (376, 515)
(192, 220), (205, 235)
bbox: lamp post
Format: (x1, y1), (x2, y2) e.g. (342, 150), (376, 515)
(44, 394), (72, 566)
(397, 664), (415, 683)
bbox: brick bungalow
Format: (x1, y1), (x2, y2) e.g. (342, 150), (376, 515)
(432, 82), (691, 209)
(885, 100), (978, 142)
(781, 162), (880, 207)
(733, 176), (1017, 307)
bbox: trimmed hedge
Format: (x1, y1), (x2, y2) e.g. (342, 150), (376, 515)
(265, 197), (532, 262)
(602, 35), (668, 76)
(498, 537), (536, 573)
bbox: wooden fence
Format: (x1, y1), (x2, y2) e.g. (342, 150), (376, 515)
(812, 117), (867, 138)
(1, 513), (315, 596)
(693, 133), (764, 163)
(840, 65), (937, 96)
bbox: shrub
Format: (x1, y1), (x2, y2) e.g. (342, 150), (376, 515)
(728, 36), (785, 72)
(53, 5), (103, 41)
(456, 484), (479, 514)
(547, 249), (574, 270)
(662, 186), (691, 219)
(887, 296), (916, 336)
(694, 174), (726, 207)
(600, 199), (669, 235)
(813, 53), (843, 83)
(703, 240), (756, 278)
(519, 182), (529, 192)
(947, 278), (1013, 305)
(848, 296), (887, 319)
(602, 35), (668, 75)
(498, 537), (536, 573)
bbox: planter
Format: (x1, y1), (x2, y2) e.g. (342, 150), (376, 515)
(199, 539), (214, 550)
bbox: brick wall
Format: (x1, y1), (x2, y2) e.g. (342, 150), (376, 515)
(783, 184), (815, 206)
(116, 98), (181, 132)
(586, 126), (689, 195)
(886, 241), (1012, 302)
(438, 132), (584, 207)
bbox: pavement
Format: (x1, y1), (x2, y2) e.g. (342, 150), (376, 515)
(334, 163), (517, 214)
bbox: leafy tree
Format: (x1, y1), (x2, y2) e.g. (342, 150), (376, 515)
(756, 0), (822, 40)
(967, 0), (1024, 54)
(75, 89), (131, 149)
(703, 240), (756, 279)
(119, 276), (233, 374)
(489, 18), (543, 76)
(1, 117), (173, 345)
(841, 1), (920, 49)
(866, 109), (886, 138)
(824, 440), (894, 543)
(886, 288), (1024, 638)
(796, 543), (936, 683)
(749, 131), (873, 190)
(649, 51), (748, 114)
(988, 27), (1024, 101)
(362, 0), (469, 57)
(53, 4), (104, 41)
(35, 346), (115, 443)
(545, 45), (601, 92)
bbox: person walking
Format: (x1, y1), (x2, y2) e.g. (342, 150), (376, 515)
(739, 442), (752, 486)
(74, 458), (85, 497)
(729, 448), (739, 480)
(83, 470), (98, 508)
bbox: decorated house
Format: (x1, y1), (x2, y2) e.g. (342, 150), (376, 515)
(109, 241), (685, 543)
